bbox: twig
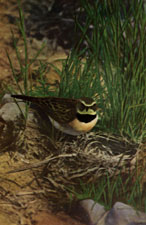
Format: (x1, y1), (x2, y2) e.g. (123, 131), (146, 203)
(6, 153), (77, 174)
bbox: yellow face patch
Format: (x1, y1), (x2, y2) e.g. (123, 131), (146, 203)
(77, 99), (97, 115)
(77, 108), (97, 115)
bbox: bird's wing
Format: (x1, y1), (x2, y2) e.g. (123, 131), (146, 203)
(41, 97), (77, 123)
(12, 95), (77, 124)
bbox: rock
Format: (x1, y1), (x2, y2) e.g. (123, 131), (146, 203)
(78, 200), (146, 225)
(0, 101), (26, 122)
(78, 199), (107, 225)
(0, 94), (26, 121)
(0, 94), (39, 123)
(1, 93), (14, 105)
(105, 202), (146, 225)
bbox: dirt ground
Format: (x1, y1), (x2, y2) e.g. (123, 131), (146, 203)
(0, 1), (146, 225)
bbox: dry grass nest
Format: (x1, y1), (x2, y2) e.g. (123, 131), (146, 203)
(5, 127), (139, 208)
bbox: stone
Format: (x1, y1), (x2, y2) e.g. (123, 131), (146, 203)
(0, 94), (37, 123)
(105, 202), (146, 225)
(79, 199), (106, 225)
(77, 200), (146, 225)
(0, 94), (26, 122)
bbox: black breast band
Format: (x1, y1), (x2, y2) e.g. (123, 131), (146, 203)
(76, 113), (96, 123)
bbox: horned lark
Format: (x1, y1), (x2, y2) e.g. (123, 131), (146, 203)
(11, 95), (99, 135)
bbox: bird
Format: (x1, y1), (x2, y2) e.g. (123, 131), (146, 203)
(11, 94), (99, 135)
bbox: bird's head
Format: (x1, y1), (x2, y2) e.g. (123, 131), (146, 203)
(76, 97), (97, 116)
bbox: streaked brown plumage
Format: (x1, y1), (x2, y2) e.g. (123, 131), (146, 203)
(11, 94), (99, 135)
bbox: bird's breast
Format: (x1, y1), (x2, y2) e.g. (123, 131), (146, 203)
(69, 115), (98, 132)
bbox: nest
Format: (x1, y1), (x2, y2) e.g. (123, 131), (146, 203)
(37, 133), (138, 199)
(7, 128), (138, 208)
(0, 101), (139, 208)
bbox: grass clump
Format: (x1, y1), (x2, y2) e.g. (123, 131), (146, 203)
(68, 171), (146, 212)
(7, 0), (146, 142)
(74, 0), (145, 142)
(6, 0), (46, 96)
(50, 0), (146, 142)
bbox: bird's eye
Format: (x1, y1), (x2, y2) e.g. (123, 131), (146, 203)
(79, 103), (85, 111)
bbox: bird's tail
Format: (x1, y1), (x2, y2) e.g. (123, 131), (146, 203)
(11, 94), (41, 103)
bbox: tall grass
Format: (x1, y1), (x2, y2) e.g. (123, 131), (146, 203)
(50, 0), (146, 142)
(7, 0), (146, 142)
(6, 0), (46, 118)
(7, 0), (46, 95)
(67, 171), (146, 212)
